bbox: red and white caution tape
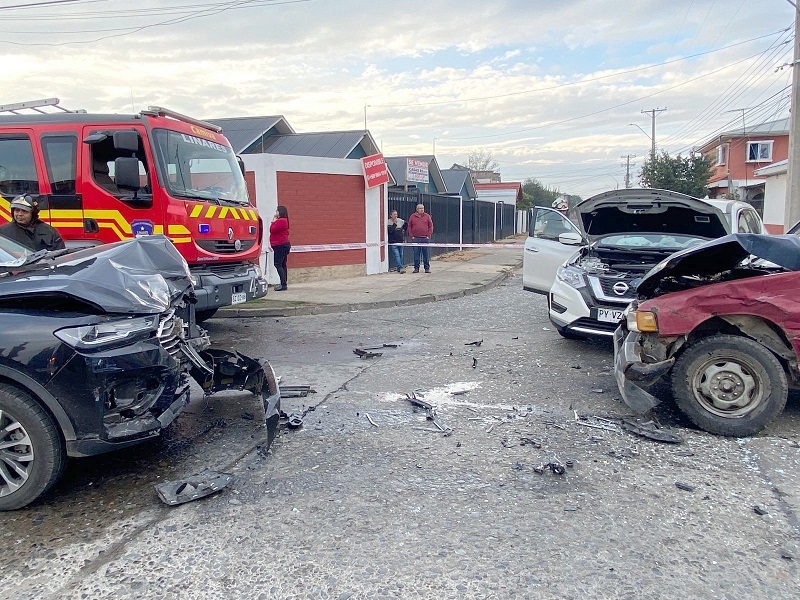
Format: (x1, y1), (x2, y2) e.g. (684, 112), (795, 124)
(286, 241), (522, 253)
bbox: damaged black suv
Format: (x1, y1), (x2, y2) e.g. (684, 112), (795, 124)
(0, 235), (279, 510)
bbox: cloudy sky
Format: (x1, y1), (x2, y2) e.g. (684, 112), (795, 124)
(2, 0), (796, 197)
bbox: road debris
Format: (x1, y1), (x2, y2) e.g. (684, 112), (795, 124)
(519, 437), (542, 448)
(365, 413), (379, 427)
(279, 385), (317, 397)
(754, 505), (768, 516)
(472, 358), (478, 368)
(405, 391), (452, 435)
(354, 348), (382, 358)
(465, 340), (483, 346)
(286, 413), (304, 429)
(533, 460), (566, 475)
(155, 471), (234, 506)
(620, 418), (683, 444)
(675, 481), (695, 492)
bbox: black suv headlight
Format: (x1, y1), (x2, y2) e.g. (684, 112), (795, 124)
(54, 315), (158, 351)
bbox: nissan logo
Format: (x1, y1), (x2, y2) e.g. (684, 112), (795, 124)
(612, 282), (630, 296)
(228, 227), (234, 240)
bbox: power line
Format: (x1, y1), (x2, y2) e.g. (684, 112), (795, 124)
(443, 46), (778, 143)
(367, 28), (790, 109)
(0, 0), (100, 10)
(0, 0), (314, 45)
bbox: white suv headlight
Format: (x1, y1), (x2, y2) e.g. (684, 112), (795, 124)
(556, 265), (586, 289)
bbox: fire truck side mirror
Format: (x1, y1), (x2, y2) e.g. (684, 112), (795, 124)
(83, 132), (108, 144)
(113, 131), (140, 153)
(114, 157), (141, 191)
(237, 156), (246, 176)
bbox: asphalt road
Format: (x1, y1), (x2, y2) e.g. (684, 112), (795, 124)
(2, 275), (799, 599)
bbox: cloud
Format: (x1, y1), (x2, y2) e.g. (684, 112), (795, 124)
(0, 0), (794, 198)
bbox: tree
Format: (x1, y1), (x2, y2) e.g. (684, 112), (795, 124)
(520, 178), (560, 211)
(467, 149), (499, 172)
(639, 151), (713, 197)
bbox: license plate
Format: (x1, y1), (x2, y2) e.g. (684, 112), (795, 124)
(231, 292), (247, 305)
(597, 308), (624, 323)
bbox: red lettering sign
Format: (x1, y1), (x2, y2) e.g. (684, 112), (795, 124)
(362, 153), (389, 188)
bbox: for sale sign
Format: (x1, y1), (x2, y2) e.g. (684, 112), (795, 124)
(406, 158), (429, 183)
(362, 153), (389, 188)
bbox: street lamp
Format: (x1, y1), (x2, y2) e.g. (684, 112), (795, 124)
(628, 123), (651, 141)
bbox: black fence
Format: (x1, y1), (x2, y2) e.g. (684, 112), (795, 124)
(388, 191), (516, 262)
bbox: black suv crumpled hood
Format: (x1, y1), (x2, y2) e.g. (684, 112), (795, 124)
(636, 233), (800, 297)
(571, 188), (729, 242)
(0, 236), (193, 313)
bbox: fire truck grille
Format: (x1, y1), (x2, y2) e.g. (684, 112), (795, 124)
(195, 239), (256, 254)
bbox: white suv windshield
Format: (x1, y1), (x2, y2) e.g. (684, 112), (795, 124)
(598, 233), (707, 251)
(152, 129), (248, 205)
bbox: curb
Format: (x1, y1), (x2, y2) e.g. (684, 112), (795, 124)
(216, 268), (515, 319)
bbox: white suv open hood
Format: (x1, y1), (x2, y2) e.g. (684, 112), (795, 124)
(571, 189), (729, 242)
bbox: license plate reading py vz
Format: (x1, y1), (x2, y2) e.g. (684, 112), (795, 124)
(231, 292), (247, 304)
(597, 308), (624, 323)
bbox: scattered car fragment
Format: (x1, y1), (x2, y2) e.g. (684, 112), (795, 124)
(155, 470), (234, 506)
(614, 233), (800, 437)
(0, 236), (280, 511)
(405, 392), (451, 434)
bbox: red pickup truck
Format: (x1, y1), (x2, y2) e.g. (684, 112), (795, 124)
(614, 233), (800, 437)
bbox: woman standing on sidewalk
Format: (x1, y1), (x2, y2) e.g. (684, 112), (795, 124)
(270, 205), (291, 291)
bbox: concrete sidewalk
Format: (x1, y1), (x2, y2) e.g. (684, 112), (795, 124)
(218, 238), (525, 317)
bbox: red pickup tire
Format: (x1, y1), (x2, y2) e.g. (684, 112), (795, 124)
(671, 334), (788, 437)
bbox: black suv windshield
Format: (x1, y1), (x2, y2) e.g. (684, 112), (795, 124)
(0, 234), (35, 268)
(152, 129), (249, 205)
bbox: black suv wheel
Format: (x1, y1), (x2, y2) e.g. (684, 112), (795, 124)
(0, 383), (65, 511)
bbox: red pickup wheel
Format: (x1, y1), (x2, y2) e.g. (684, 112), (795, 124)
(671, 334), (788, 437)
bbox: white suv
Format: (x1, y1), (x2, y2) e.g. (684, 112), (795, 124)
(522, 189), (763, 339)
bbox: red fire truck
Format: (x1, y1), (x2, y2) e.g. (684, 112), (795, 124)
(0, 99), (267, 320)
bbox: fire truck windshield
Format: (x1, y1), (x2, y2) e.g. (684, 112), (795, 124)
(153, 128), (249, 205)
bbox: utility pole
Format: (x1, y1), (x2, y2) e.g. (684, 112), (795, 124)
(641, 108), (666, 161)
(785, 4), (800, 231)
(621, 154), (636, 188)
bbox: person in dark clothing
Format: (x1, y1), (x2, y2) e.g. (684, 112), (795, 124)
(269, 205), (290, 291)
(386, 209), (407, 273)
(0, 194), (65, 252)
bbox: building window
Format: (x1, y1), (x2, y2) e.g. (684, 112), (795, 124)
(746, 140), (773, 162)
(716, 145), (726, 166)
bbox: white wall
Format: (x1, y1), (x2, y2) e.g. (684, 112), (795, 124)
(475, 189), (517, 204)
(762, 172), (787, 232)
(242, 153), (387, 281)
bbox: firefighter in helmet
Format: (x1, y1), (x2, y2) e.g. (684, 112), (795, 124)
(0, 194), (65, 252)
(551, 198), (569, 215)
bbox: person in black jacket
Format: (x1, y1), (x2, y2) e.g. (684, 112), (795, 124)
(0, 194), (65, 252)
(387, 210), (407, 273)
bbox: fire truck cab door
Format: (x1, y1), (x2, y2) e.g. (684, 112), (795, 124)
(38, 133), (87, 246)
(81, 126), (155, 244)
